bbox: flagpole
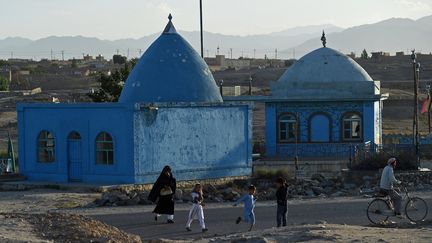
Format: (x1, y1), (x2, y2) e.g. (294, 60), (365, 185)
(199, 0), (204, 58)
(411, 50), (420, 169)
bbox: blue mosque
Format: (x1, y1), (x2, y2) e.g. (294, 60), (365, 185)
(17, 15), (252, 184)
(265, 45), (386, 159)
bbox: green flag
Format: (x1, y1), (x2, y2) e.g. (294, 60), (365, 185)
(7, 131), (16, 173)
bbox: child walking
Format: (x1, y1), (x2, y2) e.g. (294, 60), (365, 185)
(275, 177), (289, 227)
(233, 185), (257, 231)
(186, 183), (208, 232)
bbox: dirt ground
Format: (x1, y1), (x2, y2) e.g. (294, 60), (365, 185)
(0, 189), (141, 243)
(158, 222), (432, 243)
(2, 212), (141, 243)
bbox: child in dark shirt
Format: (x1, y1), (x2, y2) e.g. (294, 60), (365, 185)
(275, 177), (289, 227)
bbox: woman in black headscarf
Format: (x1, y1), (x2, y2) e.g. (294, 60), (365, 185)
(148, 165), (177, 223)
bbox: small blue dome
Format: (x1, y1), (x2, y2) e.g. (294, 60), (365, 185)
(119, 15), (222, 103)
(278, 47), (373, 83)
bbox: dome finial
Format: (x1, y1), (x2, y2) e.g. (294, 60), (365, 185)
(163, 13), (177, 34)
(321, 30), (327, 48)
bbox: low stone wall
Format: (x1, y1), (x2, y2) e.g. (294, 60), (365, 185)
(0, 176), (249, 192)
(90, 170), (432, 207)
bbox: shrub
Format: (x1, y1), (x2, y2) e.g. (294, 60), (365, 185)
(0, 151), (8, 158)
(253, 168), (291, 181)
(0, 76), (9, 91)
(352, 150), (417, 170)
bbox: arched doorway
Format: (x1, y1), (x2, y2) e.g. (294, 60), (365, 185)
(67, 131), (82, 182)
(309, 114), (331, 142)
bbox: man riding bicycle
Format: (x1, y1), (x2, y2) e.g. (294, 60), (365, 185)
(379, 158), (402, 216)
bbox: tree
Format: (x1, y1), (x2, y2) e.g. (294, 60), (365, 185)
(0, 76), (9, 91)
(88, 59), (137, 102)
(361, 49), (369, 59)
(0, 60), (10, 66)
(113, 55), (127, 65)
(71, 58), (78, 68)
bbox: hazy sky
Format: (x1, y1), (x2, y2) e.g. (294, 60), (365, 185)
(1, 0), (432, 40)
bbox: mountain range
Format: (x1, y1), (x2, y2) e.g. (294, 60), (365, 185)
(0, 15), (431, 60)
(286, 15), (432, 57)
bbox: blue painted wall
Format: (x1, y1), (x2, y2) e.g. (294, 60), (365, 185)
(17, 103), (135, 184)
(362, 102), (375, 143)
(265, 105), (277, 156)
(17, 102), (252, 184)
(133, 103), (252, 183)
(265, 101), (378, 158)
(310, 114), (330, 142)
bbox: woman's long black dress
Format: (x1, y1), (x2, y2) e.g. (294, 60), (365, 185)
(148, 172), (177, 215)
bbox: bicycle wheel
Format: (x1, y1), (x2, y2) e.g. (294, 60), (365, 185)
(405, 197), (428, 223)
(367, 198), (391, 225)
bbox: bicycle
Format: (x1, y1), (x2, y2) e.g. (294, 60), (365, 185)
(366, 186), (428, 225)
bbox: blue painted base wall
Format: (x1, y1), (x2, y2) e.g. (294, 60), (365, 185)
(17, 102), (252, 184)
(133, 103), (253, 184)
(17, 103), (136, 184)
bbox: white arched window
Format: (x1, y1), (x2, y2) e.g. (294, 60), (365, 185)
(343, 113), (362, 141)
(37, 130), (55, 163)
(278, 114), (297, 143)
(95, 132), (114, 165)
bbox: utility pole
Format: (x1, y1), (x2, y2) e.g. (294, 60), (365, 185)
(427, 84), (432, 134)
(411, 50), (420, 168)
(230, 48), (233, 59)
(199, 0), (204, 58)
(61, 50), (65, 61)
(217, 46), (220, 55)
(248, 74), (252, 95)
(294, 112), (299, 181)
(50, 49), (53, 60)
(275, 48), (278, 59)
(138, 48), (142, 56)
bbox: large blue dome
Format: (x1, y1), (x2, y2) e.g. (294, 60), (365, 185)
(119, 15), (222, 103)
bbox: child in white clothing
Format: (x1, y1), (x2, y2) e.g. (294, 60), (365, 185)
(186, 183), (208, 232)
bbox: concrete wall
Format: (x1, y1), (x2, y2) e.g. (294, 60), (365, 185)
(254, 160), (349, 179)
(17, 103), (135, 184)
(383, 134), (432, 145)
(265, 101), (378, 158)
(133, 103), (252, 183)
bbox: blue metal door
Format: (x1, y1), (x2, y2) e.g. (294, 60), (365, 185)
(310, 114), (330, 142)
(67, 132), (82, 182)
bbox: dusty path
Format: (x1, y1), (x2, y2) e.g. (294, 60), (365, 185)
(89, 194), (432, 241)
